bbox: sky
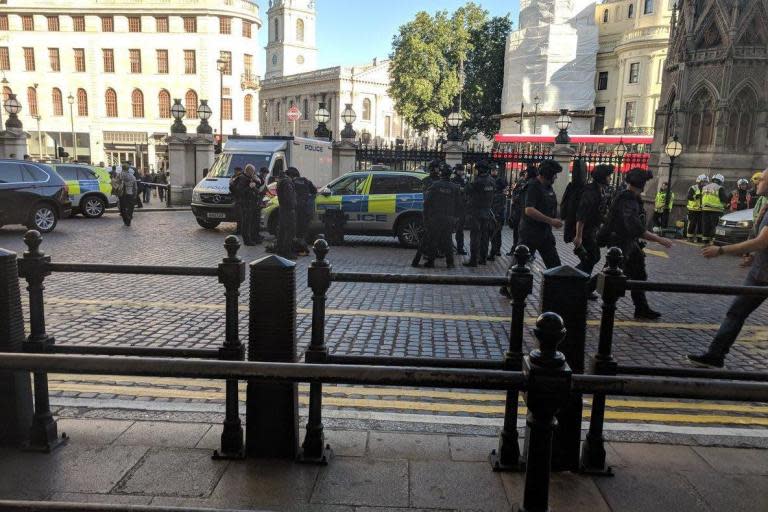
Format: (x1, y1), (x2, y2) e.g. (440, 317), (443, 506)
(257, 0), (520, 74)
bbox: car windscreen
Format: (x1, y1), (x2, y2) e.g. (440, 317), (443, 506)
(207, 153), (272, 178)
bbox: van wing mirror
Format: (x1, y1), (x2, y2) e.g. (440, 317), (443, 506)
(320, 187), (332, 196)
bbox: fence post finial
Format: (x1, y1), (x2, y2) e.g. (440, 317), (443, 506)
(23, 230), (43, 258)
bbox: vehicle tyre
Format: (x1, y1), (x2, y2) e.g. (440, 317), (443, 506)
(396, 215), (424, 248)
(81, 195), (107, 218)
(28, 203), (58, 233)
(196, 218), (221, 229)
(267, 210), (279, 235)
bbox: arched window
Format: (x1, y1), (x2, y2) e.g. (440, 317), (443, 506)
(52, 87), (63, 116)
(185, 89), (198, 118)
(105, 88), (117, 117)
(603, 9), (609, 23)
(362, 98), (371, 121)
(628, 3), (634, 18)
(158, 89), (171, 119)
(296, 18), (304, 42)
(27, 87), (38, 116)
(244, 94), (253, 122)
(687, 88), (715, 149)
(725, 88), (757, 150)
(643, 0), (654, 15)
(77, 88), (88, 116)
(274, 18), (279, 41)
(131, 89), (144, 118)
(276, 101), (281, 121)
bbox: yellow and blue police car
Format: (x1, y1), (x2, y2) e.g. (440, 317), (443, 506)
(263, 170), (427, 247)
(52, 164), (118, 218)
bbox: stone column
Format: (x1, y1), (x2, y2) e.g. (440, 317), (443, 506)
(551, 144), (575, 201)
(0, 129), (29, 159)
(443, 140), (465, 168)
(165, 133), (214, 205)
(332, 138), (357, 179)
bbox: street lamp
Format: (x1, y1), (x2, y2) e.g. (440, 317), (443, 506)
(0, 74), (9, 128)
(196, 99), (213, 134)
(340, 103), (357, 139)
(3, 93), (22, 130)
(313, 102), (331, 139)
(170, 98), (186, 133)
(216, 58), (228, 140)
(68, 93), (77, 162)
(613, 138), (627, 187)
(663, 135), (683, 229)
(554, 109), (572, 144)
(533, 94), (541, 134)
(446, 110), (463, 141)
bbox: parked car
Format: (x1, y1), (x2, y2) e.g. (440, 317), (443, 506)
(714, 208), (754, 246)
(52, 164), (117, 218)
(0, 159), (72, 233)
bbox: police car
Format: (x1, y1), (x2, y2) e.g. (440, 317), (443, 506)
(263, 170), (427, 247)
(52, 164), (117, 218)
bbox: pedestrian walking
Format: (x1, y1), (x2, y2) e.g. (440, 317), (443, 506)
(229, 166), (260, 246)
(422, 164), (461, 268)
(276, 169), (297, 259)
(686, 175), (708, 242)
(451, 164), (468, 255)
(115, 162), (138, 226)
(288, 167), (317, 255)
(653, 181), (675, 228)
(463, 161), (496, 267)
(489, 163), (508, 260)
(411, 160), (442, 267)
(506, 165), (537, 255)
(140, 170), (152, 204)
(688, 169), (768, 368)
(518, 159), (564, 269)
(728, 178), (752, 212)
(598, 168), (673, 319)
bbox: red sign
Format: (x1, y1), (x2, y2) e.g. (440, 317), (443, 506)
(287, 106), (301, 122)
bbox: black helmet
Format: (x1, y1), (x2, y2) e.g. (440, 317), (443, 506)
(538, 160), (563, 180)
(592, 164), (615, 185)
(625, 167), (653, 188)
(476, 160), (491, 174)
(453, 163), (465, 173)
(440, 163), (452, 178)
(428, 159), (442, 173)
(286, 167), (300, 178)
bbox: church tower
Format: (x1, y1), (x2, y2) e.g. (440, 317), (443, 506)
(265, 0), (318, 79)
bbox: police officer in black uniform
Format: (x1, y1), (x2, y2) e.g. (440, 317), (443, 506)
(463, 161), (496, 267)
(519, 159), (563, 269)
(489, 163), (508, 260)
(412, 160), (443, 267)
(422, 165), (461, 268)
(602, 168), (673, 319)
(506, 165), (537, 255)
(288, 167), (317, 255)
(451, 164), (469, 255)
(276, 169), (297, 259)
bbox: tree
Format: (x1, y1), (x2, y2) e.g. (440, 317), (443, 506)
(462, 15), (513, 140)
(388, 3), (487, 134)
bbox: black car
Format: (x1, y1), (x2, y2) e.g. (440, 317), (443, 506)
(0, 159), (72, 233)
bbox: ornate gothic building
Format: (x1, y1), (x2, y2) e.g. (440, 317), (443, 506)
(651, 0), (768, 188)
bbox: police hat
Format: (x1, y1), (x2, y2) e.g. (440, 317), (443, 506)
(592, 164), (615, 184)
(440, 163), (452, 177)
(538, 160), (563, 180)
(428, 159), (442, 172)
(625, 167), (653, 187)
(476, 160), (491, 174)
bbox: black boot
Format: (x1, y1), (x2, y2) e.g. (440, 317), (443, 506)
(411, 252), (422, 268)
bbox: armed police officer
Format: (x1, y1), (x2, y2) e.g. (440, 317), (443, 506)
(451, 164), (469, 255)
(463, 161), (496, 267)
(489, 163), (508, 260)
(275, 168), (297, 259)
(519, 159), (563, 269)
(422, 164), (461, 268)
(229, 165), (261, 246)
(506, 165), (537, 255)
(412, 160), (443, 267)
(288, 167), (317, 255)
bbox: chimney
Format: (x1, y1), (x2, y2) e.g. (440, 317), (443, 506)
(373, 57), (378, 66)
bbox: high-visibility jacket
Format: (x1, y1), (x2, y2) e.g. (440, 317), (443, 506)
(655, 191), (675, 212)
(701, 183), (725, 212)
(686, 185), (703, 212)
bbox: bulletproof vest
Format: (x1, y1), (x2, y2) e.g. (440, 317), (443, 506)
(470, 175), (495, 211)
(426, 179), (457, 217)
(293, 177), (312, 202)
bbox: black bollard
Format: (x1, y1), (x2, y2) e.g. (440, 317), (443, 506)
(298, 239), (333, 464)
(214, 236), (246, 460)
(580, 248), (625, 475)
(246, 254), (299, 458)
(16, 230), (66, 452)
(0, 248), (33, 447)
(491, 245), (532, 472)
(520, 313), (572, 512)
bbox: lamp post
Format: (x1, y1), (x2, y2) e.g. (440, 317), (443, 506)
(0, 74), (9, 128)
(554, 109), (572, 144)
(340, 103), (356, 139)
(170, 98), (186, 134)
(446, 111), (463, 141)
(613, 138), (627, 188)
(216, 58), (227, 140)
(3, 93), (22, 130)
(67, 93), (77, 162)
(197, 99), (213, 134)
(313, 102), (331, 139)
(533, 94), (541, 134)
(663, 135), (683, 229)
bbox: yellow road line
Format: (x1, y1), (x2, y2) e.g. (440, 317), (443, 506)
(643, 248), (669, 259)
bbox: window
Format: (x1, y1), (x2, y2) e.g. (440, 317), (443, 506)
(0, 47), (9, 71)
(22, 15), (34, 31)
(0, 15), (8, 31)
(330, 174), (368, 195)
(602, 9), (609, 23)
(242, 20), (252, 38)
(47, 16), (59, 31)
(593, 106), (606, 133)
(158, 90), (171, 118)
(597, 71), (608, 91)
(155, 16), (168, 32)
(73, 16), (85, 32)
(184, 50), (196, 74)
(687, 88), (715, 148)
(219, 51), (232, 74)
(628, 62), (639, 83)
(105, 88), (117, 117)
(296, 19), (304, 42)
(220, 16), (231, 34)
(362, 98), (371, 121)
(77, 88), (88, 116)
(128, 16), (141, 33)
(644, 0), (654, 14)
(55, 166), (78, 181)
(24, 47), (35, 71)
(129, 49), (141, 73)
(276, 102), (281, 121)
(183, 16), (196, 33)
(52, 88), (63, 116)
(244, 54), (253, 75)
(185, 90), (198, 118)
(385, 116), (391, 138)
(725, 88), (757, 150)
(628, 3), (634, 18)
(102, 16), (114, 32)
(0, 163), (26, 183)
(103, 49), (114, 72)
(244, 95), (253, 122)
(27, 87), (38, 116)
(274, 18), (279, 41)
(49, 48), (60, 72)
(624, 101), (636, 130)
(155, 50), (168, 74)
(74, 49), (86, 72)
(222, 98), (232, 120)
(131, 89), (144, 118)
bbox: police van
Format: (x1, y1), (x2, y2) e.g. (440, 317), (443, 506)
(191, 136), (332, 229)
(262, 170), (427, 248)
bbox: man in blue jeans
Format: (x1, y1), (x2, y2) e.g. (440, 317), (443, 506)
(688, 168), (768, 368)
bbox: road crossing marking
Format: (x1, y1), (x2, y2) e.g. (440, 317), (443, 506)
(643, 248), (670, 259)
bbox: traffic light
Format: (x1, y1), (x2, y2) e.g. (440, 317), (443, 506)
(57, 146), (69, 159)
